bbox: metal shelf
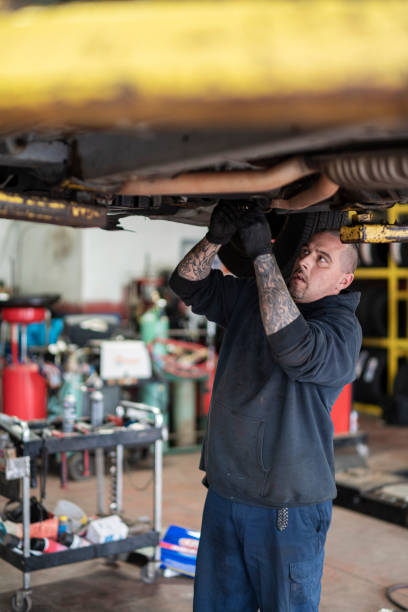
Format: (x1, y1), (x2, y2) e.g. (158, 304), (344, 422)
(0, 530), (159, 573)
(355, 204), (408, 395)
(0, 402), (164, 611)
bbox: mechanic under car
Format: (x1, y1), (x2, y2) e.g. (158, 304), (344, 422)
(169, 201), (362, 612)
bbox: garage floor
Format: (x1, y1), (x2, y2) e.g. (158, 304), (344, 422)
(0, 413), (407, 612)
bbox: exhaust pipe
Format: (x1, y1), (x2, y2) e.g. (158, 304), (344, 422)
(120, 156), (316, 196)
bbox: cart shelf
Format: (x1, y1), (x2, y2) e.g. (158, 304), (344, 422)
(0, 530), (159, 572)
(0, 401), (164, 612)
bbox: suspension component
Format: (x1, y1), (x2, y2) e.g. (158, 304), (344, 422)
(340, 212), (408, 243)
(0, 191), (109, 228)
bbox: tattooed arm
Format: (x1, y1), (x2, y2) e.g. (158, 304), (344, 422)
(253, 253), (300, 335)
(177, 238), (221, 281)
(237, 205), (300, 335)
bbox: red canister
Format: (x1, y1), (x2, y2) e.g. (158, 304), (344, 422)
(2, 363), (47, 420)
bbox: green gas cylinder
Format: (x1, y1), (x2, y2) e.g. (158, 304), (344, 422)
(140, 302), (169, 449)
(140, 302), (169, 346)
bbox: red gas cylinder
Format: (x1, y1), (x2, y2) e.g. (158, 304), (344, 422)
(331, 383), (352, 435)
(2, 363), (47, 420)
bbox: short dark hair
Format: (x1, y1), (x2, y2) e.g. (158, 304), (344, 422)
(320, 230), (359, 273)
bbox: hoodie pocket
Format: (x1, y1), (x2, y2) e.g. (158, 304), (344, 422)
(206, 401), (266, 495)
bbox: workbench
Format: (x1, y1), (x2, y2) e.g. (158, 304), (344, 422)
(0, 401), (163, 612)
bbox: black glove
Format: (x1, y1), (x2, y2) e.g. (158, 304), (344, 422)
(206, 201), (243, 245)
(239, 205), (272, 260)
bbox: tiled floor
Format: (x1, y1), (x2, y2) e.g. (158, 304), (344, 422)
(0, 414), (407, 611)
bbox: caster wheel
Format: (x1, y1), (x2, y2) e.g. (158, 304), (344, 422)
(11, 592), (32, 612)
(141, 561), (160, 584)
(67, 451), (94, 481)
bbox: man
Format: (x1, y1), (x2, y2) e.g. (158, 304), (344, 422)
(169, 202), (361, 612)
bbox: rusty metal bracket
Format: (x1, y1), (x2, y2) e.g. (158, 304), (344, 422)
(340, 211), (408, 243)
(0, 190), (109, 229)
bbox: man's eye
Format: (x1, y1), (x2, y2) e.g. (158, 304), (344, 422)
(319, 256), (327, 263)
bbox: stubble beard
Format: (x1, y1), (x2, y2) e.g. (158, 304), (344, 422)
(289, 278), (308, 302)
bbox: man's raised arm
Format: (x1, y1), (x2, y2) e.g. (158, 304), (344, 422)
(177, 238), (221, 281)
(239, 206), (300, 335)
(176, 202), (243, 281)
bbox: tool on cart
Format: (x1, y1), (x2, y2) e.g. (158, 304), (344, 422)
(0, 402), (164, 611)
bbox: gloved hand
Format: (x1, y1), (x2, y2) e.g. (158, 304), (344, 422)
(239, 204), (272, 260)
(206, 201), (243, 245)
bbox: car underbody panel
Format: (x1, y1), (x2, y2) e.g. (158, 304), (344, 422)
(1, 1), (408, 239)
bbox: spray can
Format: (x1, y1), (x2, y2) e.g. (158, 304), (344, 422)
(62, 394), (76, 433)
(90, 390), (104, 428)
(60, 532), (90, 549)
(30, 537), (67, 553)
(2, 534), (67, 554)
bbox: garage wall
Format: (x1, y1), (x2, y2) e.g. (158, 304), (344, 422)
(0, 219), (16, 288)
(1, 217), (205, 304)
(81, 217), (205, 303)
(17, 223), (83, 302)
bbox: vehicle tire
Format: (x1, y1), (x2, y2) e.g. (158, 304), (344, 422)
(218, 210), (348, 278)
(353, 349), (387, 405)
(356, 287), (387, 337)
(390, 242), (408, 267)
(359, 243), (389, 267)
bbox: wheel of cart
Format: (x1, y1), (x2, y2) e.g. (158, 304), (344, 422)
(141, 559), (161, 584)
(125, 549), (161, 583)
(11, 590), (32, 612)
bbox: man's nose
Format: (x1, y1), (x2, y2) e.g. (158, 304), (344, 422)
(299, 253), (312, 269)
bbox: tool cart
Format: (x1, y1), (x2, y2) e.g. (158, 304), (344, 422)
(0, 401), (163, 612)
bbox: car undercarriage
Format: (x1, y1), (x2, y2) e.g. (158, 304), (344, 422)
(1, 0), (408, 276)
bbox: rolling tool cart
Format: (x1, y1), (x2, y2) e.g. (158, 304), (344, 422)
(0, 401), (163, 612)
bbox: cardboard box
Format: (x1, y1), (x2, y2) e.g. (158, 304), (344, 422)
(160, 525), (200, 577)
(99, 341), (152, 381)
(87, 515), (128, 544)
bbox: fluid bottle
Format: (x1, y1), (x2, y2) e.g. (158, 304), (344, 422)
(62, 394), (76, 433)
(90, 390), (104, 427)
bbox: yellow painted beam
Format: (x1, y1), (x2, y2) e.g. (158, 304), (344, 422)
(353, 402), (382, 417)
(0, 1), (408, 130)
(355, 268), (396, 279)
(341, 224), (408, 244)
(0, 190), (107, 227)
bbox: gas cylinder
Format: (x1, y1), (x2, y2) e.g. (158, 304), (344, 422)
(2, 363), (47, 420)
(1, 305), (48, 420)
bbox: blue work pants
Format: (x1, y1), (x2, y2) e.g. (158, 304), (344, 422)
(193, 488), (332, 612)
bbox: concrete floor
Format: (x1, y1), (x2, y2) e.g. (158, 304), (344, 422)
(0, 413), (407, 611)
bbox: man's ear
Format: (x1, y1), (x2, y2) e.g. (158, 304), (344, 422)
(338, 273), (354, 291)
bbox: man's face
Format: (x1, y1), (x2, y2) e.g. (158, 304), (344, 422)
(288, 232), (354, 303)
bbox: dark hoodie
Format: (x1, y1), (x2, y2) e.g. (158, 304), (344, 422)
(170, 269), (362, 507)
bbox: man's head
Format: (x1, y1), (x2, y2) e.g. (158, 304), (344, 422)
(288, 231), (358, 303)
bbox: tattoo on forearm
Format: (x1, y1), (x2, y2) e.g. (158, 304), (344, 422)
(254, 254), (300, 335)
(177, 238), (220, 281)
